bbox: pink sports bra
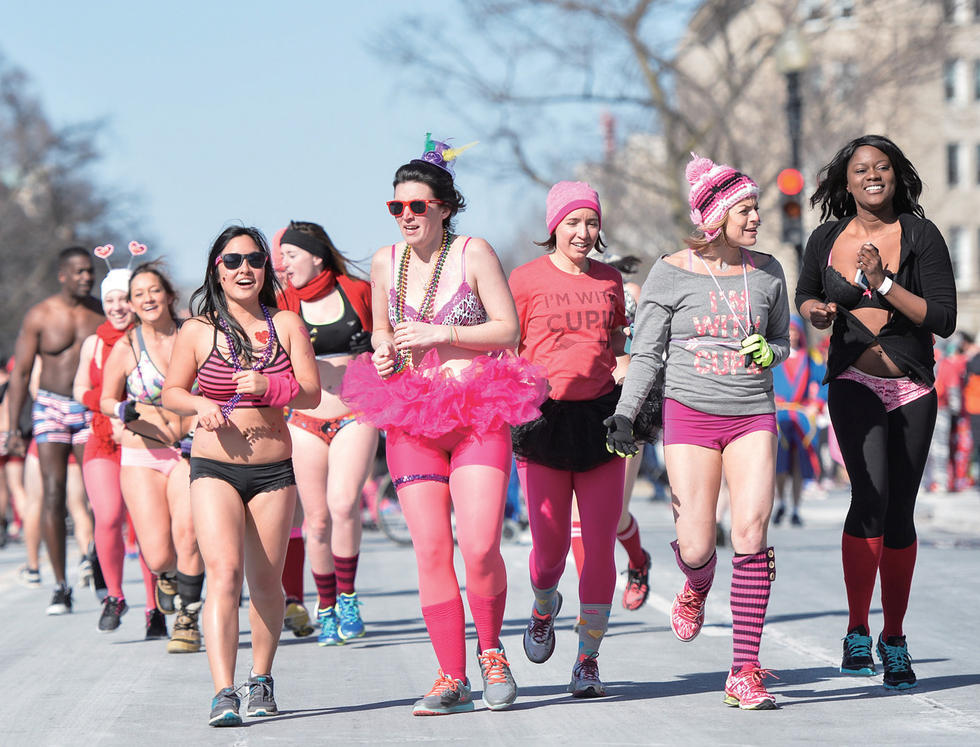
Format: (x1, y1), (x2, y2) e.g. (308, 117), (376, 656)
(387, 237), (489, 328)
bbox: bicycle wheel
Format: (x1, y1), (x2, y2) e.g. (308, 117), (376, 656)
(375, 474), (413, 546)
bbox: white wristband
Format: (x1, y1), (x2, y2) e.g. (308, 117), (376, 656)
(876, 276), (893, 295)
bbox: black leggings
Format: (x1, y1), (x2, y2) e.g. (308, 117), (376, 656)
(828, 380), (936, 547)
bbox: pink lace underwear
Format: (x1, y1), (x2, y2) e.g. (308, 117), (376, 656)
(836, 366), (933, 412)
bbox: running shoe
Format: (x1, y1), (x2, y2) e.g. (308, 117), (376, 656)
(670, 582), (707, 642)
(245, 674), (278, 716)
(316, 606), (343, 646)
(772, 505), (786, 526)
(523, 592), (562, 664)
(336, 592), (366, 641)
(477, 645), (517, 710)
(98, 596), (128, 632)
(77, 555), (93, 588)
(568, 653), (606, 698)
(17, 565), (41, 588)
(790, 513), (804, 527)
(283, 598), (315, 637)
(723, 663), (778, 710)
(622, 550), (651, 611)
(167, 599), (202, 653)
(145, 608), (168, 640)
(46, 583), (73, 615)
(876, 634), (917, 690)
(209, 687), (242, 727)
(840, 625), (875, 676)
(155, 573), (178, 615)
(412, 670), (474, 716)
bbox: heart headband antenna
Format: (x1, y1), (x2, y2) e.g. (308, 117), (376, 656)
(93, 240), (148, 271)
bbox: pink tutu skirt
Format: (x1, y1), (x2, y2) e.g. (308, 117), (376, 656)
(341, 349), (548, 438)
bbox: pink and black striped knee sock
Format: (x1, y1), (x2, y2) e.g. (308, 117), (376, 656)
(421, 596), (467, 681)
(880, 541), (917, 639)
(618, 514), (647, 569)
(671, 540), (716, 595)
(466, 586), (507, 653)
(312, 571), (337, 611)
(334, 554), (359, 595)
(731, 548), (775, 669)
(570, 520), (585, 578)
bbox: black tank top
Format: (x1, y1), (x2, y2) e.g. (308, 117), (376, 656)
(304, 285), (364, 357)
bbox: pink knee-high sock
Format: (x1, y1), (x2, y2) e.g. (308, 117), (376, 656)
(880, 541), (917, 638)
(421, 596), (467, 681)
(570, 519), (585, 578)
(731, 548), (775, 669)
(671, 540), (716, 595)
(83, 456), (126, 598)
(842, 533), (883, 632)
(139, 553), (157, 611)
(466, 586), (507, 653)
(618, 514), (647, 569)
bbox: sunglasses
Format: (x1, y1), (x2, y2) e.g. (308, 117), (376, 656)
(386, 199), (445, 217)
(215, 252), (268, 270)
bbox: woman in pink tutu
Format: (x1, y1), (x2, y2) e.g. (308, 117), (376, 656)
(341, 134), (546, 716)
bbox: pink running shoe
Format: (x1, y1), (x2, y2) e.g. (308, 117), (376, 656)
(669, 582), (707, 642)
(723, 664), (778, 710)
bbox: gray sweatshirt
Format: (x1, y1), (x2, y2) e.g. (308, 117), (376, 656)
(616, 251), (790, 419)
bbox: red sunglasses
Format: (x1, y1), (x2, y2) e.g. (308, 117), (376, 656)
(386, 199), (445, 217)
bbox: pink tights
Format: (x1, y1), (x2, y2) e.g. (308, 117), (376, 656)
(518, 457), (625, 604)
(83, 452), (156, 605)
(387, 425), (512, 679)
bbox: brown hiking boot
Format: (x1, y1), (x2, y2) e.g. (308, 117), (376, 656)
(167, 599), (202, 653)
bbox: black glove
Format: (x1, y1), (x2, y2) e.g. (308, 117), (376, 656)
(603, 414), (637, 457)
(115, 400), (140, 423)
(348, 330), (373, 355)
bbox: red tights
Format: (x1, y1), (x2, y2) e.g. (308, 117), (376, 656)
(386, 425), (512, 679)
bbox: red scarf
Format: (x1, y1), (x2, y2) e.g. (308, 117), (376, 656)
(96, 319), (128, 351)
(277, 270), (373, 332)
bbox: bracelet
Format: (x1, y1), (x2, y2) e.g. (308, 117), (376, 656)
(876, 276), (894, 295)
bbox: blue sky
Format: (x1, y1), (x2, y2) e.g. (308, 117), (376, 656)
(1, 1), (571, 290)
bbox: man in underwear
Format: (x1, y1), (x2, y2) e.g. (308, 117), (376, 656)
(6, 247), (104, 615)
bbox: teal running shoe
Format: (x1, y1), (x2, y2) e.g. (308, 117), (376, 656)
(877, 634), (917, 690)
(841, 625), (875, 676)
(245, 674), (278, 717)
(209, 687), (242, 727)
(317, 605), (343, 646)
(337, 592), (366, 641)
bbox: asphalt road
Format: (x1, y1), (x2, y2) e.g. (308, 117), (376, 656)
(1, 482), (978, 746)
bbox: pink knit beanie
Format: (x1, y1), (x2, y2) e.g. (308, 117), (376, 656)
(546, 181), (602, 234)
(686, 154), (758, 241)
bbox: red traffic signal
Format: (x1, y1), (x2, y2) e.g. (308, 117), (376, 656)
(777, 168), (805, 196)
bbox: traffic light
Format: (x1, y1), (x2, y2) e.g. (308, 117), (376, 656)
(777, 167), (804, 248)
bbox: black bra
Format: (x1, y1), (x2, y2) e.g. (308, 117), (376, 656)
(823, 265), (890, 312)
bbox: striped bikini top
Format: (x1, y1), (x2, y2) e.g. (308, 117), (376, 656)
(387, 237), (489, 328)
(196, 323), (292, 407)
(125, 327), (166, 405)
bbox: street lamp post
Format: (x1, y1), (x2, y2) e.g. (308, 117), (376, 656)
(776, 27), (810, 261)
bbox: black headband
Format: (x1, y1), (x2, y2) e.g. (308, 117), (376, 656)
(280, 228), (330, 261)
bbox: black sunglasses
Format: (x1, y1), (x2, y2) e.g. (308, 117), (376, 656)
(386, 199), (445, 217)
(215, 252), (268, 270)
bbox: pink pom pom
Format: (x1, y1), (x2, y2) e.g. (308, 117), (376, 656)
(689, 208), (703, 225)
(685, 154), (715, 185)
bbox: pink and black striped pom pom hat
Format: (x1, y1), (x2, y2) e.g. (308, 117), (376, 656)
(686, 153), (758, 242)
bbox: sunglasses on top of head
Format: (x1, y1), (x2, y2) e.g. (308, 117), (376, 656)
(386, 199), (445, 217)
(215, 251), (268, 270)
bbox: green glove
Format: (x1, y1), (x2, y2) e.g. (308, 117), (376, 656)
(739, 333), (774, 368)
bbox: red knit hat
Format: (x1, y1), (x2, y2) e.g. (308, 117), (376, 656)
(686, 154), (758, 241)
(546, 181), (602, 234)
